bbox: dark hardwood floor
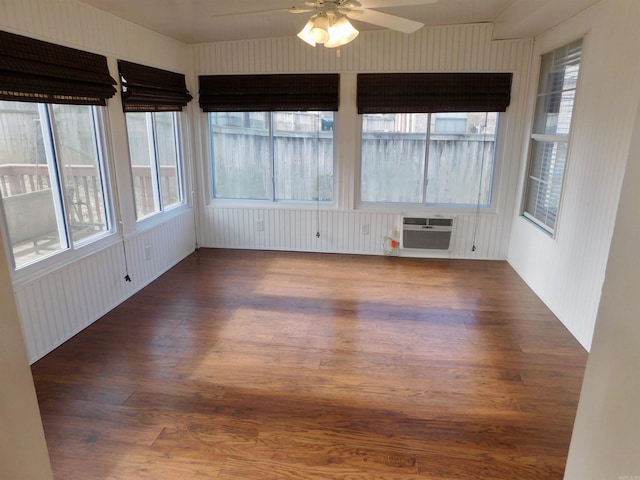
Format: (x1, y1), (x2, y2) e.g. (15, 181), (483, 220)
(31, 249), (588, 479)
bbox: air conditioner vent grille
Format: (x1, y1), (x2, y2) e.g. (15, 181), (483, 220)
(427, 218), (453, 227)
(402, 217), (454, 251)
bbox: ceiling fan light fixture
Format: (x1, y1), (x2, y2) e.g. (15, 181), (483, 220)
(294, 0), (431, 48)
(310, 13), (330, 44)
(324, 16), (359, 48)
(297, 18), (317, 46)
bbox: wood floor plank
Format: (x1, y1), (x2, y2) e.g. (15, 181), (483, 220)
(31, 249), (588, 479)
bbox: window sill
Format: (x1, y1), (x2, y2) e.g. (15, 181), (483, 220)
(521, 212), (556, 238)
(207, 199), (337, 211)
(356, 202), (498, 217)
(134, 204), (192, 234)
(10, 232), (122, 289)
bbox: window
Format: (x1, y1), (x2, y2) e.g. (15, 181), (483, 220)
(209, 111), (334, 202)
(118, 60), (192, 221)
(199, 74), (339, 203)
(360, 112), (498, 206)
(0, 101), (112, 268)
(0, 30), (116, 270)
(523, 39), (583, 234)
(125, 111), (183, 219)
(356, 73), (511, 208)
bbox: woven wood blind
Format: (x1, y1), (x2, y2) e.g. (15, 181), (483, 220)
(199, 74), (340, 112)
(118, 60), (192, 112)
(0, 30), (116, 105)
(357, 73), (513, 114)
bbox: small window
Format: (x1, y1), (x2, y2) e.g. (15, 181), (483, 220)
(0, 101), (112, 268)
(360, 112), (498, 206)
(118, 60), (191, 221)
(210, 111), (334, 202)
(125, 111), (184, 220)
(523, 39), (583, 234)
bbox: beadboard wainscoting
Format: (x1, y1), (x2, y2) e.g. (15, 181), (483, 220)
(202, 207), (507, 260)
(14, 210), (196, 363)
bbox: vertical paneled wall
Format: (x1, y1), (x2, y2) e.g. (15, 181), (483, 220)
(1, 0), (197, 363)
(0, 0), (186, 66)
(14, 242), (130, 362)
(14, 210), (195, 364)
(508, 0), (640, 349)
(192, 25), (533, 259)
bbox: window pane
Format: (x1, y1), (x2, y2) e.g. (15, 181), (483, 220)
(360, 113), (497, 206)
(360, 113), (428, 203)
(126, 112), (158, 219)
(426, 112), (497, 205)
(50, 104), (109, 244)
(0, 101), (67, 267)
(534, 86), (576, 136)
(524, 140), (567, 229)
(533, 41), (582, 136)
(210, 112), (270, 200)
(524, 39), (582, 233)
(273, 112), (333, 201)
(155, 112), (181, 209)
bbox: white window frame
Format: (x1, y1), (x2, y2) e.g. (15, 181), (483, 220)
(522, 38), (584, 236)
(357, 111), (501, 212)
(0, 102), (116, 279)
(208, 111), (336, 206)
(125, 111), (186, 223)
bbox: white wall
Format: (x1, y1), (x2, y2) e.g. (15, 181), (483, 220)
(507, 0), (640, 349)
(564, 56), (640, 480)
(0, 224), (52, 480)
(0, 0), (197, 362)
(191, 25), (533, 260)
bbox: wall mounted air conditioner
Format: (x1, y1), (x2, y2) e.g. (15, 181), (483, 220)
(401, 217), (454, 252)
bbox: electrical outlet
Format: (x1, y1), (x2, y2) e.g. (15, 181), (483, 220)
(256, 219), (265, 232)
(144, 245), (151, 261)
(361, 224), (370, 236)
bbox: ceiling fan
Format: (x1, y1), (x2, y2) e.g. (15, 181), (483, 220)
(289, 0), (438, 48)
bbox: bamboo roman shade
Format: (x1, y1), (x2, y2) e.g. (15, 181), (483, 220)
(357, 73), (513, 114)
(118, 60), (193, 112)
(0, 30), (116, 105)
(199, 74), (340, 112)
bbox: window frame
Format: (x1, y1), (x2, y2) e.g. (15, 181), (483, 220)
(125, 110), (187, 223)
(356, 111), (502, 212)
(208, 110), (337, 206)
(0, 102), (116, 278)
(521, 38), (584, 237)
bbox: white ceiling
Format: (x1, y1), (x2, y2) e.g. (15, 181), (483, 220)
(77, 0), (602, 44)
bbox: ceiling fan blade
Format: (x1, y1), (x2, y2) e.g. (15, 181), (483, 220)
(289, 7), (314, 13)
(358, 0), (437, 8)
(210, 8), (290, 19)
(347, 9), (425, 33)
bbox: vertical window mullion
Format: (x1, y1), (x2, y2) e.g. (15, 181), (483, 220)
(269, 112), (275, 202)
(172, 113), (184, 205)
(422, 113), (432, 205)
(147, 112), (162, 212)
(91, 106), (111, 232)
(40, 104), (70, 249)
